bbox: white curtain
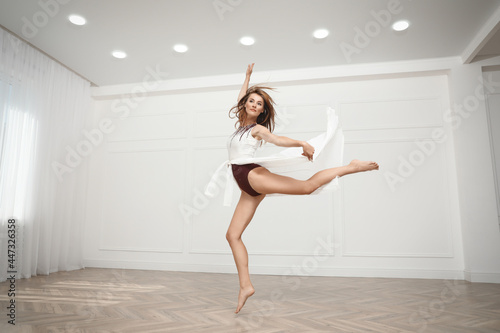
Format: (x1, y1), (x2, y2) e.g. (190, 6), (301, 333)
(0, 28), (90, 282)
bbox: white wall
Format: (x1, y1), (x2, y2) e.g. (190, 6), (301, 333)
(447, 58), (500, 283)
(82, 58), (500, 282)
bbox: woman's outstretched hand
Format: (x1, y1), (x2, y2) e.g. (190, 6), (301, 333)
(246, 63), (254, 78)
(302, 142), (315, 161)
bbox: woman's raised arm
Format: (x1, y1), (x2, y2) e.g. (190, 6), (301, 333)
(237, 63), (254, 102)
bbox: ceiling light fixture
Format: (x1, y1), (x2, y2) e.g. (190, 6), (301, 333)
(112, 50), (127, 59)
(313, 29), (329, 39)
(68, 14), (86, 26)
(392, 20), (410, 31)
(240, 37), (255, 46)
(173, 44), (188, 53)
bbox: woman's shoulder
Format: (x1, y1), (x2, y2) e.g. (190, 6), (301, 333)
(251, 124), (271, 141)
(252, 124), (269, 133)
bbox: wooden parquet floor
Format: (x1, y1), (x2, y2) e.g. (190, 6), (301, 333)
(1, 268), (499, 332)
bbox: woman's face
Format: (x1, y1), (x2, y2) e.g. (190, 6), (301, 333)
(245, 93), (264, 118)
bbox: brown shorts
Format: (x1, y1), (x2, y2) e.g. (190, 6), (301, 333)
(231, 163), (262, 196)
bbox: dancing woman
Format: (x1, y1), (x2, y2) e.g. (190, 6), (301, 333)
(225, 64), (379, 313)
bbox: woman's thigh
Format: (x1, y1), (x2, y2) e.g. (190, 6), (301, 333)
(248, 167), (308, 195)
(227, 191), (266, 237)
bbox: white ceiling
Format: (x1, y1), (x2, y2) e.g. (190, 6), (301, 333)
(1, 0), (500, 87)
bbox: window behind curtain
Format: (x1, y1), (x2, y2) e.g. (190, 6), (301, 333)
(0, 80), (11, 208)
(0, 79), (38, 216)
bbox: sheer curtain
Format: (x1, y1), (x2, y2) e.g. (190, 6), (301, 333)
(0, 28), (91, 282)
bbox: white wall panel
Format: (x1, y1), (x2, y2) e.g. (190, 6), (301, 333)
(276, 105), (329, 133)
(342, 140), (453, 257)
(99, 149), (185, 253)
(108, 113), (187, 142)
(243, 194), (336, 256)
(340, 97), (443, 130)
(194, 109), (235, 138)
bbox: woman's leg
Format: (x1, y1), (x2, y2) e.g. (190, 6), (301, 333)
(226, 191), (266, 313)
(249, 159), (379, 195)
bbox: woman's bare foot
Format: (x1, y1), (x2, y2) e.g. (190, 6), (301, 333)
(350, 159), (379, 172)
(235, 286), (255, 314)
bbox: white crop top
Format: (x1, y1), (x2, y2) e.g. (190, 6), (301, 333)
(227, 124), (262, 162)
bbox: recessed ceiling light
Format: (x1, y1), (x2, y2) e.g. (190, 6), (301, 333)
(173, 44), (188, 53)
(392, 20), (410, 31)
(112, 50), (127, 59)
(313, 29), (329, 39)
(68, 14), (86, 26)
(240, 37), (255, 46)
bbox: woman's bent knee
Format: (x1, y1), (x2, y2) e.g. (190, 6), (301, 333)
(226, 231), (240, 243)
(304, 181), (320, 195)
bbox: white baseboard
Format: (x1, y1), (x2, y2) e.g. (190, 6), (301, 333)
(83, 259), (236, 275)
(464, 270), (500, 283)
(83, 259), (466, 281)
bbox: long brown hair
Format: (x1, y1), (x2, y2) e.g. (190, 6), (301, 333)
(229, 85), (276, 133)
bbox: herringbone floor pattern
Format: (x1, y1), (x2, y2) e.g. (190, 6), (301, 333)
(1, 268), (499, 332)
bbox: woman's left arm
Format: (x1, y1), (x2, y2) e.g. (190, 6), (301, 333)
(252, 125), (315, 161)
